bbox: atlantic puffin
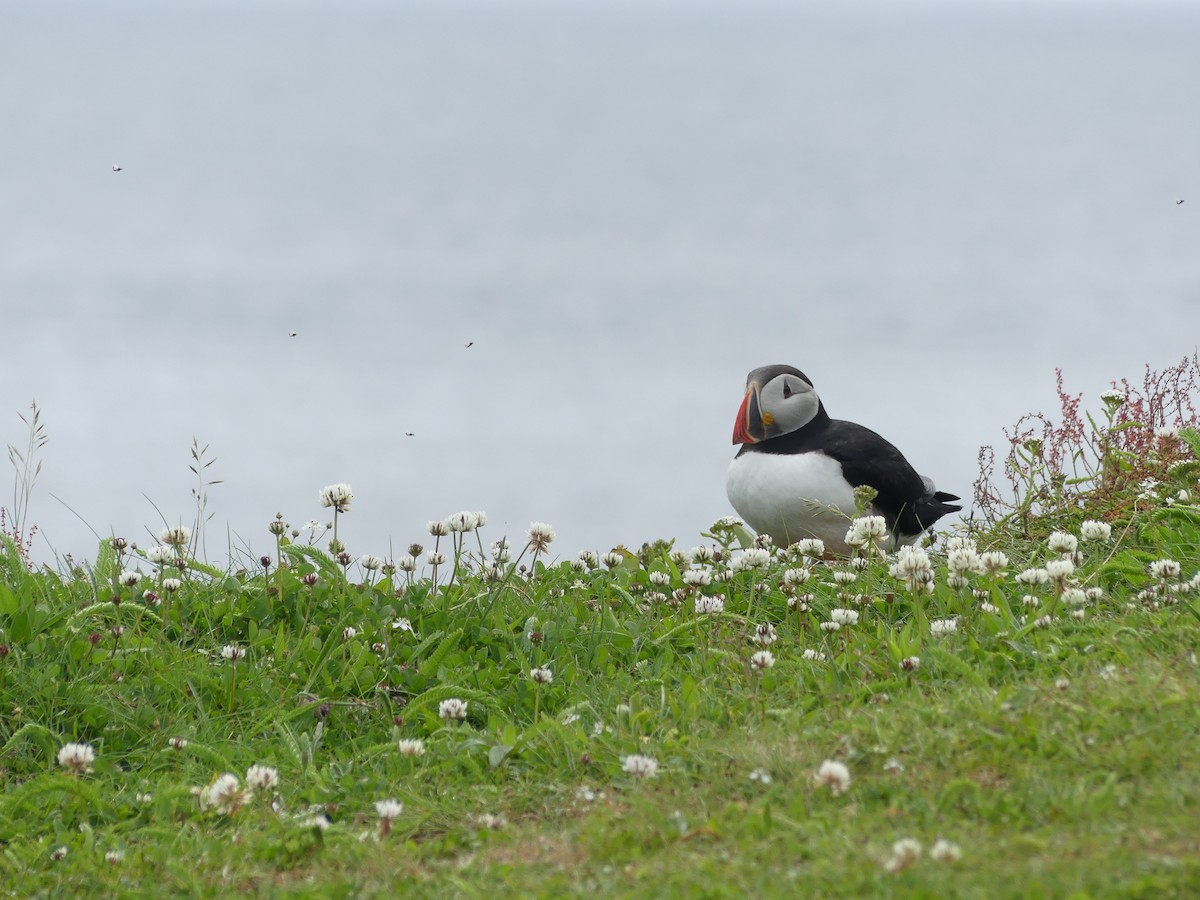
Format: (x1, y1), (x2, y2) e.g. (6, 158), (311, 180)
(726, 364), (961, 553)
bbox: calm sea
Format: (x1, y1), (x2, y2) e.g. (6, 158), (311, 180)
(2, 0), (1199, 565)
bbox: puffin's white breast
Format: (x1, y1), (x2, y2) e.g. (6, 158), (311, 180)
(726, 451), (858, 548)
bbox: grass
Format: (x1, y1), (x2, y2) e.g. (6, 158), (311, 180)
(1, 380), (1200, 897)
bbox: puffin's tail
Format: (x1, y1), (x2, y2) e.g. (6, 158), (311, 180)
(912, 477), (962, 529)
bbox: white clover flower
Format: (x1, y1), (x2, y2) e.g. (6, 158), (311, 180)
(1015, 567), (1050, 585)
(621, 754), (658, 778)
(51, 846), (68, 862)
(341, 626), (357, 641)
(944, 535), (978, 552)
(162, 577), (182, 593)
(929, 838), (962, 863)
(683, 569), (712, 588)
(397, 555), (418, 573)
(783, 567), (811, 585)
(1034, 614), (1054, 628)
(1022, 594), (1041, 609)
(691, 546), (716, 564)
(203, 773), (249, 814)
(530, 666), (553, 684)
(832, 570), (858, 585)
(1155, 426), (1180, 440)
(375, 799), (404, 822)
(427, 519), (450, 537)
(979, 551), (1009, 574)
(105, 850), (124, 865)
(648, 571), (671, 587)
(790, 538), (826, 558)
(145, 545), (174, 565)
(601, 551), (624, 569)
(830, 608), (859, 626)
(1061, 587), (1087, 606)
(57, 742), (95, 774)
(119, 570), (142, 588)
(890, 546), (934, 588)
(695, 595), (725, 615)
(159, 525), (192, 547)
(801, 648), (827, 661)
(475, 812), (507, 830)
(845, 515), (888, 549)
(221, 645), (245, 662)
(979, 601), (1000, 614)
(1045, 558), (1075, 580)
(245, 764), (279, 792)
(578, 549), (600, 568)
(1072, 608), (1086, 620)
(391, 617), (414, 634)
(819, 621), (841, 633)
(748, 769), (772, 784)
(947, 547), (985, 576)
(426, 551), (447, 567)
(1149, 559), (1182, 580)
(438, 698), (469, 720)
(1085, 587), (1104, 602)
(168, 736), (188, 750)
(319, 483), (353, 513)
(360, 554), (383, 571)
(930, 618), (958, 637)
(397, 738), (426, 757)
(445, 511), (478, 533)
(526, 522), (556, 552)
(473, 511), (488, 528)
(900, 656), (920, 672)
(885, 837), (923, 873)
(813, 759), (851, 795)
(749, 650), (776, 672)
(739, 548), (772, 570)
(1047, 531), (1078, 554)
(752, 623), (778, 646)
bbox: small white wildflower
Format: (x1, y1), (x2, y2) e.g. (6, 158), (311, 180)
(749, 768), (772, 784)
(885, 838), (923, 873)
(1100, 388), (1126, 407)
(1055, 677), (1071, 690)
(426, 550), (447, 567)
(578, 549), (600, 568)
(832, 570), (858, 585)
(1085, 587), (1104, 602)
(930, 618), (958, 637)
(245, 764), (279, 792)
(475, 812), (507, 830)
(830, 608), (859, 626)
(439, 698), (469, 720)
(342, 626), (357, 641)
(749, 650), (776, 672)
(1061, 587), (1087, 606)
(397, 738), (426, 757)
(359, 554), (383, 571)
(801, 648), (827, 661)
(1072, 608), (1086, 620)
(1034, 614), (1054, 628)
(427, 519), (450, 537)
(649, 571), (671, 586)
(1044, 558), (1075, 580)
(105, 850), (124, 865)
(1016, 568), (1050, 585)
(980, 551), (1009, 574)
(900, 656), (920, 672)
(221, 645), (245, 662)
(145, 545), (174, 565)
(319, 483), (353, 513)
(445, 511), (477, 533)
(711, 516), (743, 530)
(203, 773), (249, 815)
(168, 736), (188, 750)
(1099, 664), (1119, 680)
(819, 621), (841, 633)
(119, 570), (142, 588)
(1079, 520), (1112, 542)
(813, 759), (851, 795)
(738, 548), (772, 570)
(929, 838), (962, 863)
(783, 567), (811, 585)
(526, 522), (556, 552)
(530, 666), (553, 684)
(1155, 426), (1180, 440)
(57, 742), (95, 774)
(391, 617), (414, 635)
(601, 551), (624, 569)
(162, 577), (182, 593)
(691, 546), (716, 564)
(1047, 531), (1078, 554)
(845, 515), (888, 549)
(752, 622), (778, 646)
(695, 595), (726, 615)
(51, 846), (68, 862)
(979, 601), (1000, 614)
(791, 538), (826, 558)
(1022, 594), (1041, 608)
(375, 798), (404, 822)
(1149, 559), (1182, 580)
(621, 754), (659, 778)
(947, 547), (985, 576)
(159, 525), (192, 547)
(883, 757), (905, 774)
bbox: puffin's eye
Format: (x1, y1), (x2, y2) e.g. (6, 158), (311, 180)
(782, 381), (793, 399)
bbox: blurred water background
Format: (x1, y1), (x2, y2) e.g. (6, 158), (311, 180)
(2, 0), (1198, 565)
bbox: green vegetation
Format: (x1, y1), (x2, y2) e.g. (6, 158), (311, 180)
(2, 366), (1199, 897)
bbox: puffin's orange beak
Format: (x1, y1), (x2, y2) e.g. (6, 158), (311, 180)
(733, 384), (764, 444)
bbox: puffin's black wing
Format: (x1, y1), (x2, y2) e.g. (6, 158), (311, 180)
(818, 420), (961, 536)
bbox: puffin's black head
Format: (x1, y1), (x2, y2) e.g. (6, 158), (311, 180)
(732, 364), (825, 445)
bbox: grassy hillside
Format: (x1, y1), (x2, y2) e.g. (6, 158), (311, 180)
(1, 369), (1199, 897)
